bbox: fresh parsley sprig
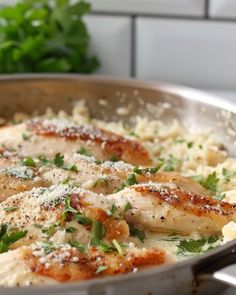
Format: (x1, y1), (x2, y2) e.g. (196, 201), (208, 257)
(0, 224), (27, 253)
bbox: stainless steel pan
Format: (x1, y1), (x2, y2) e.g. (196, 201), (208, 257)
(0, 74), (236, 295)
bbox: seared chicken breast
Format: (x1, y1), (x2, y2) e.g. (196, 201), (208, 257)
(0, 119), (151, 165)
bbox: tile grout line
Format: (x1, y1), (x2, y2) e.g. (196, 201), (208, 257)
(130, 15), (136, 78)
(205, 0), (210, 19)
(89, 11), (236, 23)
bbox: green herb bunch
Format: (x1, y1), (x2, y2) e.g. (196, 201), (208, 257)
(0, 0), (99, 73)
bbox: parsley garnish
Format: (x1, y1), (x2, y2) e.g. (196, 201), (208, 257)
(41, 241), (55, 254)
(75, 212), (92, 225)
(177, 236), (219, 255)
(213, 192), (226, 201)
(222, 168), (236, 183)
(187, 142), (194, 148)
(53, 153), (64, 167)
(163, 155), (182, 172)
(77, 147), (92, 157)
(91, 220), (106, 245)
(133, 163), (163, 175)
(62, 196), (77, 218)
(95, 159), (105, 165)
(0, 224), (27, 253)
(66, 227), (76, 233)
(106, 204), (117, 216)
(124, 202), (131, 213)
(96, 265), (108, 274)
(110, 155), (119, 162)
(3, 207), (17, 212)
(200, 172), (219, 193)
(112, 239), (123, 256)
(42, 223), (58, 238)
(114, 173), (138, 192)
(129, 224), (145, 242)
(93, 177), (109, 188)
(22, 133), (31, 141)
(69, 240), (86, 253)
(98, 240), (126, 255)
(20, 156), (36, 167)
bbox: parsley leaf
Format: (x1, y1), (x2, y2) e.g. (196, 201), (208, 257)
(106, 204), (117, 216)
(69, 240), (86, 253)
(133, 163), (163, 175)
(20, 156), (36, 167)
(53, 153), (64, 167)
(62, 196), (77, 217)
(91, 220), (106, 245)
(113, 173), (138, 193)
(129, 224), (145, 242)
(177, 236), (220, 255)
(75, 212), (92, 225)
(0, 0), (99, 74)
(3, 207), (17, 212)
(96, 265), (108, 274)
(66, 227), (76, 233)
(222, 168), (236, 183)
(213, 192), (226, 201)
(93, 177), (109, 188)
(41, 242), (55, 254)
(200, 172), (219, 193)
(124, 202), (131, 213)
(163, 155), (182, 172)
(77, 147), (92, 157)
(0, 224), (27, 253)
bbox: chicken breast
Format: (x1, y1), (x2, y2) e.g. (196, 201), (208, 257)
(0, 149), (208, 201)
(72, 183), (236, 235)
(0, 119), (151, 165)
(0, 244), (165, 286)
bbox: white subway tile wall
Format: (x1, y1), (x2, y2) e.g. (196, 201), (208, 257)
(136, 18), (236, 90)
(2, 0), (236, 90)
(209, 0), (236, 19)
(89, 0), (205, 16)
(85, 15), (132, 77)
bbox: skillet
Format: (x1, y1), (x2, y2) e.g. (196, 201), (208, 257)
(0, 74), (236, 295)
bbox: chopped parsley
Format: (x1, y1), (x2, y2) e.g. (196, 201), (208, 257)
(42, 223), (58, 238)
(66, 227), (76, 233)
(129, 224), (145, 242)
(53, 153), (64, 167)
(200, 172), (219, 193)
(75, 212), (92, 225)
(163, 155), (182, 172)
(124, 202), (131, 213)
(69, 240), (86, 253)
(110, 155), (119, 162)
(222, 168), (236, 183)
(77, 147), (92, 157)
(133, 163), (163, 175)
(177, 236), (219, 256)
(187, 142), (194, 148)
(106, 204), (117, 216)
(98, 240), (126, 255)
(213, 192), (226, 201)
(20, 156), (36, 167)
(192, 172), (219, 193)
(3, 207), (17, 212)
(62, 196), (77, 217)
(38, 155), (50, 165)
(22, 133), (31, 141)
(91, 220), (106, 245)
(0, 224), (27, 253)
(114, 173), (138, 193)
(112, 239), (123, 256)
(41, 241), (55, 254)
(95, 159), (105, 165)
(96, 265), (108, 274)
(93, 177), (109, 188)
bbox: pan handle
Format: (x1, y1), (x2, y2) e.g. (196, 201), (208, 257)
(198, 264), (236, 288)
(194, 240), (236, 288)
